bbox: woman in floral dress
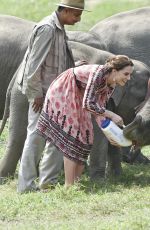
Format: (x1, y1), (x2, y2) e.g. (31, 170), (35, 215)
(37, 55), (134, 187)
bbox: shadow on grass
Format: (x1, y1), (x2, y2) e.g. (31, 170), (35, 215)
(80, 163), (150, 194)
(0, 163), (149, 196)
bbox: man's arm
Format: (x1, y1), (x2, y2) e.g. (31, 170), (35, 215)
(25, 25), (54, 101)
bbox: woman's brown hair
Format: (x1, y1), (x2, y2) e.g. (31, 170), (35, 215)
(105, 55), (134, 72)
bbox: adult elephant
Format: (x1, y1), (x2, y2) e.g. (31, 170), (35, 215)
(0, 39), (150, 180)
(0, 15), (34, 120)
(68, 7), (150, 67)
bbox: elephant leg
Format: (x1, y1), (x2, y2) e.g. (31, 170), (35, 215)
(89, 117), (108, 181)
(106, 144), (122, 176)
(0, 84), (28, 178)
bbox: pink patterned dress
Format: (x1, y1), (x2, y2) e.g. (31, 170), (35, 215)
(37, 64), (114, 164)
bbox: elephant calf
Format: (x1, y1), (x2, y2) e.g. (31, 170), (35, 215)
(124, 93), (150, 146)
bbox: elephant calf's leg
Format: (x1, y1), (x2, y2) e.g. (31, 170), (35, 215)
(89, 118), (108, 181)
(106, 144), (122, 177)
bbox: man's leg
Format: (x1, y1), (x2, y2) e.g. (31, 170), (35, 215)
(17, 103), (45, 193)
(39, 141), (63, 189)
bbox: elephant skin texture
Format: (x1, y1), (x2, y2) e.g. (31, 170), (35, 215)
(0, 15), (34, 119)
(68, 7), (150, 67)
(124, 96), (150, 147)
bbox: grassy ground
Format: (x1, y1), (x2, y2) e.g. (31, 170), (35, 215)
(0, 0), (150, 229)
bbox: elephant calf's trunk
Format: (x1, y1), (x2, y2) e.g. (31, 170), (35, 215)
(123, 115), (142, 137)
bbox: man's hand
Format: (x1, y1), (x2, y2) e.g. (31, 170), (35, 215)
(32, 97), (44, 113)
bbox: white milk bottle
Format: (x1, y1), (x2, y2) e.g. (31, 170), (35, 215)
(100, 118), (132, 147)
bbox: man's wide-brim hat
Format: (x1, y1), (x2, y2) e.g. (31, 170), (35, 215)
(56, 0), (90, 11)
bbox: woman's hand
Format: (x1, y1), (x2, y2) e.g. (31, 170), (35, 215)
(104, 110), (124, 127)
(111, 114), (124, 127)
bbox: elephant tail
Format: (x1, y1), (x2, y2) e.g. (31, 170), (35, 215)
(0, 72), (16, 135)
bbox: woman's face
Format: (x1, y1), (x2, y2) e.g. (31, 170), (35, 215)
(114, 65), (134, 86)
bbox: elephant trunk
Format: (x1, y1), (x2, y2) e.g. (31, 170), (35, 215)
(123, 115), (142, 138)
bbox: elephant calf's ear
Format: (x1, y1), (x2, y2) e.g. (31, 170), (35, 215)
(111, 86), (125, 107)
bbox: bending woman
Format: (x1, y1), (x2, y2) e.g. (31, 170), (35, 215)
(36, 55), (134, 187)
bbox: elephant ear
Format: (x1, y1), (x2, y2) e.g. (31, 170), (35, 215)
(111, 86), (126, 106)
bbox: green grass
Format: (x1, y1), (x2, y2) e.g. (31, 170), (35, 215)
(0, 0), (150, 229)
(0, 164), (149, 229)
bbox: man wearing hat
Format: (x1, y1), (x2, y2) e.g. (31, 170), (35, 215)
(17, 0), (87, 193)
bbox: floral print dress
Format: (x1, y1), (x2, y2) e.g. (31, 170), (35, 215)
(37, 64), (114, 164)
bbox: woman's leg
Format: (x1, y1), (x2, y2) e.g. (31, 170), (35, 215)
(64, 156), (84, 187)
(64, 156), (76, 187)
(75, 164), (85, 182)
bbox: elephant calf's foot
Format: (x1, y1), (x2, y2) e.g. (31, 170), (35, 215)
(90, 168), (106, 182)
(106, 167), (123, 178)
